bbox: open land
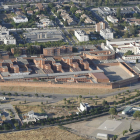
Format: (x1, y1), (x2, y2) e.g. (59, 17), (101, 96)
(0, 86), (128, 95)
(0, 126), (88, 140)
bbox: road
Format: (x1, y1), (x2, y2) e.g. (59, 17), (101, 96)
(0, 81), (140, 105)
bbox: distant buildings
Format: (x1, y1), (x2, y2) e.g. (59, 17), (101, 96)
(43, 46), (72, 56)
(13, 15), (28, 23)
(74, 30), (89, 42)
(0, 26), (16, 45)
(96, 22), (106, 32)
(80, 14), (96, 24)
(36, 18), (54, 28)
(107, 15), (118, 23)
(23, 29), (63, 43)
(100, 28), (113, 39)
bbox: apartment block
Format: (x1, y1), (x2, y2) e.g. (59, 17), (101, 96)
(74, 30), (89, 42)
(43, 46), (72, 56)
(96, 22), (106, 32)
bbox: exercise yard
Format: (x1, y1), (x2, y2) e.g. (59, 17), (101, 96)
(100, 65), (132, 82)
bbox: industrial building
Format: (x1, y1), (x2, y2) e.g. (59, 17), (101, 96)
(23, 29), (63, 43)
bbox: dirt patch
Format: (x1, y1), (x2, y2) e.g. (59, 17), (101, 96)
(1, 86), (128, 95)
(0, 126), (88, 140)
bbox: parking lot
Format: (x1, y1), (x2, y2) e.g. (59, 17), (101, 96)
(65, 115), (140, 139)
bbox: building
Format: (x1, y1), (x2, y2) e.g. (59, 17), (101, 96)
(0, 26), (16, 45)
(36, 18), (54, 28)
(107, 15), (118, 23)
(96, 22), (106, 32)
(116, 42), (140, 55)
(77, 103), (91, 112)
(75, 10), (82, 14)
(100, 28), (114, 39)
(36, 3), (44, 11)
(122, 55), (140, 63)
(98, 6), (135, 16)
(27, 11), (33, 16)
(74, 30), (89, 42)
(23, 30), (63, 43)
(43, 46), (72, 56)
(4, 36), (16, 45)
(80, 14), (95, 24)
(125, 18), (140, 26)
(13, 15), (28, 23)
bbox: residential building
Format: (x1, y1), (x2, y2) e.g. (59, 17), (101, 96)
(107, 15), (118, 23)
(37, 18), (54, 28)
(125, 18), (140, 26)
(36, 3), (44, 11)
(43, 46), (72, 56)
(27, 11), (33, 15)
(75, 10), (82, 14)
(4, 36), (16, 45)
(122, 55), (140, 63)
(80, 14), (95, 24)
(0, 26), (16, 45)
(74, 30), (89, 42)
(96, 22), (106, 32)
(13, 15), (28, 23)
(77, 103), (91, 112)
(100, 28), (113, 39)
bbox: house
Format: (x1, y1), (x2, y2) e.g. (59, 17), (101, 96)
(107, 15), (118, 23)
(126, 18), (140, 26)
(36, 3), (44, 11)
(13, 15), (28, 23)
(74, 30), (89, 42)
(57, 9), (66, 13)
(55, 4), (62, 9)
(27, 11), (33, 16)
(75, 10), (82, 14)
(100, 28), (113, 39)
(80, 14), (95, 24)
(77, 103), (91, 112)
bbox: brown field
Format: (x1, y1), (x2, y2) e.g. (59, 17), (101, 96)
(0, 126), (88, 140)
(1, 86), (128, 95)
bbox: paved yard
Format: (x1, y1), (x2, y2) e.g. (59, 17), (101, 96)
(100, 66), (132, 82)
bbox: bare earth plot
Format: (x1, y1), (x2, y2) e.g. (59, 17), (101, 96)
(100, 66), (132, 82)
(0, 126), (88, 140)
(0, 86), (128, 95)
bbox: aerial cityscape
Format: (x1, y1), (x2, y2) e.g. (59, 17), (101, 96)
(1, 0), (140, 140)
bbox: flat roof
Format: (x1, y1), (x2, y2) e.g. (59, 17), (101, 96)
(3, 70), (104, 80)
(92, 72), (109, 80)
(122, 106), (132, 112)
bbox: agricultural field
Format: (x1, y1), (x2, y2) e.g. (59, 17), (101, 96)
(0, 126), (88, 140)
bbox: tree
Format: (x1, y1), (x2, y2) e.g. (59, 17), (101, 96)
(42, 95), (44, 97)
(117, 8), (121, 20)
(64, 20), (68, 26)
(70, 6), (77, 14)
(124, 50), (134, 56)
(95, 101), (97, 105)
(14, 92), (18, 96)
(35, 93), (38, 97)
(79, 95), (82, 99)
(8, 93), (11, 96)
(129, 124), (133, 132)
(109, 108), (117, 116)
(26, 3), (30, 7)
(2, 92), (5, 95)
(41, 102), (43, 105)
(24, 99), (26, 104)
(102, 100), (108, 106)
(133, 111), (140, 119)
